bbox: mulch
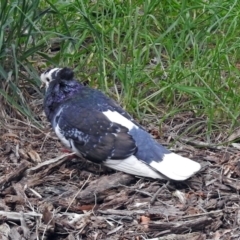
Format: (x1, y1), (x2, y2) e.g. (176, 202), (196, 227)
(1, 107), (240, 240)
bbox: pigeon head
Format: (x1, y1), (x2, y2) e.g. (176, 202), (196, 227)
(41, 67), (84, 122)
(40, 67), (74, 89)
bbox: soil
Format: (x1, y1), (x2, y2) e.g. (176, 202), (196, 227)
(1, 104), (240, 240)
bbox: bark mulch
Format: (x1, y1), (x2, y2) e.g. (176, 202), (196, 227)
(1, 111), (240, 240)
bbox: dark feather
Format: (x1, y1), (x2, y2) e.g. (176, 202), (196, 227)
(58, 67), (74, 80)
(56, 105), (137, 162)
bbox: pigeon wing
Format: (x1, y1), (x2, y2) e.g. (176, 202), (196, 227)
(55, 105), (137, 163)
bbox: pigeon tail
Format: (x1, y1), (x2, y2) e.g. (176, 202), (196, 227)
(104, 153), (200, 181)
(104, 155), (165, 179)
(149, 153), (201, 181)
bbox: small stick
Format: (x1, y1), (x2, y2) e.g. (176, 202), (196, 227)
(65, 174), (92, 213)
(150, 181), (170, 205)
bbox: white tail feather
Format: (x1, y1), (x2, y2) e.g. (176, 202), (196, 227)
(104, 156), (164, 179)
(150, 153), (201, 181)
(105, 153), (201, 181)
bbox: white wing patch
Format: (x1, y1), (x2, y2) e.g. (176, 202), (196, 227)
(102, 110), (138, 130)
(104, 156), (164, 179)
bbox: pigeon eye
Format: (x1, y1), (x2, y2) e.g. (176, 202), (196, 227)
(46, 77), (50, 82)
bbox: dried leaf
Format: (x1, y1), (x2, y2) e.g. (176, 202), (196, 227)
(228, 128), (240, 141)
(42, 203), (54, 224)
(1, 133), (19, 140)
(140, 215), (150, 229)
(27, 150), (41, 163)
(78, 205), (96, 211)
(18, 149), (29, 159)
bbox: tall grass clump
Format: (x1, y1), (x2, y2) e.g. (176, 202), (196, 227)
(40, 1), (240, 135)
(2, 0), (240, 138)
(0, 0), (49, 125)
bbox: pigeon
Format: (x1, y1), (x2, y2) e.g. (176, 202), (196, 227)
(40, 67), (201, 180)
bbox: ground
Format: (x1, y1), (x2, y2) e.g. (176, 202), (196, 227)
(1, 104), (240, 240)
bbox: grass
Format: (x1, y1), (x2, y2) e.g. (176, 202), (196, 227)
(0, 0), (49, 126)
(1, 0), (240, 140)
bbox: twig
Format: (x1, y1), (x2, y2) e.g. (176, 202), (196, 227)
(135, 189), (153, 197)
(150, 181), (170, 204)
(179, 209), (223, 219)
(65, 174), (92, 213)
(98, 209), (145, 216)
(28, 188), (42, 199)
(27, 153), (75, 175)
(171, 134), (225, 149)
(0, 211), (42, 221)
(40, 132), (51, 151)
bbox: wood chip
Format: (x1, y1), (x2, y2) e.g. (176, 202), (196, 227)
(77, 172), (135, 204)
(0, 223), (10, 240)
(0, 161), (29, 190)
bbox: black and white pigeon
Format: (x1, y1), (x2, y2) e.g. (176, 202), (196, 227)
(40, 67), (201, 181)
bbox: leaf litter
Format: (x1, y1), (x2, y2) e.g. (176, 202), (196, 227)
(1, 98), (240, 240)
